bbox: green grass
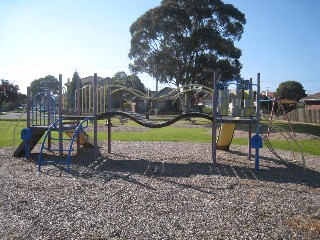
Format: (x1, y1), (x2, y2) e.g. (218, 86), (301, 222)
(1, 118), (319, 156)
(262, 120), (320, 137)
(277, 122), (320, 137)
(97, 127), (212, 142)
(0, 119), (26, 147)
(231, 138), (319, 156)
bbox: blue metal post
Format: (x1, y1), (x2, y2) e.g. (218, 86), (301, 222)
(255, 73), (261, 170)
(59, 74), (63, 156)
(107, 77), (112, 153)
(248, 78), (252, 160)
(93, 73), (98, 158)
(212, 72), (218, 164)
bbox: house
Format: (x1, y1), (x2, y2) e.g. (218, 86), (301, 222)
(151, 87), (179, 112)
(300, 92), (320, 109)
(133, 87), (180, 114)
(202, 94), (214, 108)
(261, 90), (275, 99)
(64, 76), (109, 89)
(81, 76), (109, 86)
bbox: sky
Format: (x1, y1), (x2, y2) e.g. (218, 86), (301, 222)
(1, 0), (319, 95)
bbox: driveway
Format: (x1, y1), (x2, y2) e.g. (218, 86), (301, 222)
(0, 112), (27, 120)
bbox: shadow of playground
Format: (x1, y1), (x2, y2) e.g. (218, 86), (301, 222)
(63, 149), (320, 189)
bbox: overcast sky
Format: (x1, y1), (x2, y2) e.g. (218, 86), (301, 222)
(1, 0), (319, 95)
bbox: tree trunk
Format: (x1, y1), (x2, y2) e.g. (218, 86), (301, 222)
(181, 92), (193, 114)
(177, 84), (187, 113)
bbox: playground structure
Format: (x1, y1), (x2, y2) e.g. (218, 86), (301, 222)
(14, 73), (305, 172)
(265, 98), (297, 137)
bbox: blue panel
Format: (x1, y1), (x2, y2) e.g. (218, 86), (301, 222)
(21, 128), (32, 140)
(251, 135), (263, 148)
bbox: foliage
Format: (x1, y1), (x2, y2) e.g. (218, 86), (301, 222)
(260, 94), (273, 113)
(129, 0), (246, 87)
(111, 71), (146, 109)
(202, 106), (213, 115)
(0, 79), (19, 114)
(112, 71), (146, 92)
(275, 80), (307, 102)
(30, 75), (59, 95)
(274, 80), (307, 114)
(66, 71), (81, 109)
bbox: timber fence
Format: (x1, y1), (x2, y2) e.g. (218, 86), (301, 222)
(263, 108), (320, 124)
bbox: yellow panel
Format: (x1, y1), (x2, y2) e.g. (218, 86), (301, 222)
(216, 123), (236, 148)
(65, 131), (94, 146)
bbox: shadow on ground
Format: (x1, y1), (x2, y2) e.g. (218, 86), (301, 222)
(34, 147), (319, 188)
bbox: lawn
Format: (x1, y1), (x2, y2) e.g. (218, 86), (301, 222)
(1, 118), (319, 155)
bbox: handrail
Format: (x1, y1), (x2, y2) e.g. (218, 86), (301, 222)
(66, 118), (92, 172)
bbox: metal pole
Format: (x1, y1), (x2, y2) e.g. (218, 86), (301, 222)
(255, 73), (261, 170)
(248, 124), (252, 160)
(267, 100), (276, 137)
(248, 78), (253, 160)
(280, 102), (296, 137)
(76, 76), (81, 151)
(47, 89), (51, 150)
(25, 87), (31, 158)
(93, 73), (98, 158)
(212, 72), (218, 164)
(107, 78), (112, 153)
(59, 74), (63, 156)
(76, 77), (81, 115)
(27, 87), (31, 128)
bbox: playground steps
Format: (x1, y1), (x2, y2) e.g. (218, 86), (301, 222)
(14, 126), (47, 157)
(64, 131), (94, 148)
(14, 119), (94, 158)
(62, 120), (94, 148)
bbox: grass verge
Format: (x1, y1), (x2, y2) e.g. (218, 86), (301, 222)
(1, 119), (319, 156)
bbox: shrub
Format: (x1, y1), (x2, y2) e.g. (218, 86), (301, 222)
(202, 106), (213, 115)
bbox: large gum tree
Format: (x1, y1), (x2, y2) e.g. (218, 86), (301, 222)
(129, 0), (246, 112)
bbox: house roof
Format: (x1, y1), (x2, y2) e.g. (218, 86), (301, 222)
(81, 76), (109, 85)
(202, 94), (213, 101)
(301, 92), (320, 102)
(64, 76), (110, 87)
(152, 87), (177, 99)
(261, 91), (275, 98)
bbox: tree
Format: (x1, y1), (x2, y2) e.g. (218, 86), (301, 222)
(3, 93), (28, 112)
(260, 94), (273, 114)
(275, 80), (307, 101)
(129, 0), (246, 112)
(111, 71), (146, 109)
(112, 71), (146, 92)
(0, 79), (19, 114)
(30, 75), (59, 95)
(274, 80), (307, 113)
(129, 0), (246, 86)
(66, 71), (81, 109)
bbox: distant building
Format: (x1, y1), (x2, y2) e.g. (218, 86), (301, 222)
(202, 94), (213, 108)
(64, 76), (109, 88)
(261, 90), (275, 99)
(80, 76), (109, 86)
(300, 92), (320, 109)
